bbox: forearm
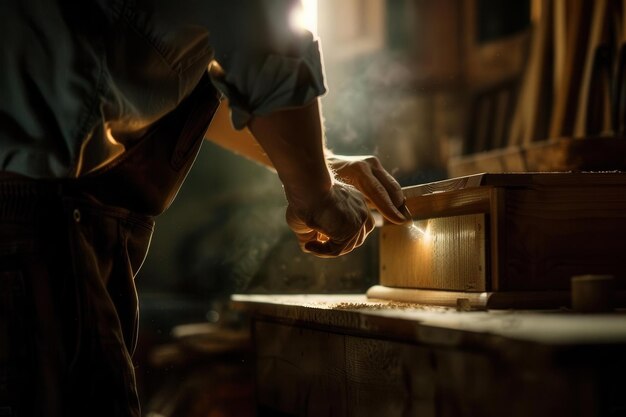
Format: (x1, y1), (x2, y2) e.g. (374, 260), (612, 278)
(205, 98), (333, 210)
(204, 100), (274, 169)
(247, 98), (333, 210)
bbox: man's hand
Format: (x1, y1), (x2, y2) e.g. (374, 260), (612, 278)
(285, 182), (375, 258)
(248, 100), (381, 258)
(233, 99), (409, 258)
(327, 154), (409, 225)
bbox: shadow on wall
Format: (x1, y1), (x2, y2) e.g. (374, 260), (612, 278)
(139, 141), (378, 304)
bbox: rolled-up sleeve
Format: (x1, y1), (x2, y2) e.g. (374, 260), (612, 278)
(203, 0), (327, 129)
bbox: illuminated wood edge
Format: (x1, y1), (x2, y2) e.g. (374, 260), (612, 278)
(367, 285), (581, 309)
(403, 171), (626, 200)
(403, 187), (494, 221)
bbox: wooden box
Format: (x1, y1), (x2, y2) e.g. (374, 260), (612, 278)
(368, 172), (626, 308)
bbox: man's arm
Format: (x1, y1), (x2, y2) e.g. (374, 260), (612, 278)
(251, 99), (374, 257)
(205, 99), (409, 225)
(207, 98), (373, 257)
(247, 99), (332, 210)
(204, 100), (274, 169)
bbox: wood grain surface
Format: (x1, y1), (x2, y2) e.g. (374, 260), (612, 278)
(549, 0), (595, 138)
(236, 295), (626, 417)
(254, 320), (619, 417)
(404, 170), (626, 197)
(232, 294), (626, 346)
(403, 187), (494, 221)
(574, 0), (611, 137)
(501, 184), (626, 290)
(386, 173), (626, 303)
(380, 214), (486, 291)
(508, 0), (555, 146)
(366, 285), (598, 309)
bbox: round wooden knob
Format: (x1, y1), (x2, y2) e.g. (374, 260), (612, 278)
(571, 275), (615, 313)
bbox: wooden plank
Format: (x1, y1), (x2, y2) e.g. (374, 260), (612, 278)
(463, 0), (531, 91)
(366, 285), (593, 309)
(233, 294), (626, 347)
(367, 285), (491, 308)
(245, 297), (626, 416)
(508, 0), (555, 146)
(574, 0), (610, 136)
(255, 320), (348, 416)
(552, 0), (567, 95)
(448, 136), (626, 176)
(249, 311), (626, 416)
(502, 185), (626, 290)
(253, 320), (611, 417)
(488, 187), (506, 291)
(380, 214), (486, 291)
(611, 0), (626, 136)
(344, 336), (412, 417)
(491, 88), (513, 149)
(405, 171), (626, 197)
(407, 0), (464, 84)
(403, 187), (493, 220)
(403, 174), (490, 197)
(549, 0), (594, 138)
(474, 95), (494, 153)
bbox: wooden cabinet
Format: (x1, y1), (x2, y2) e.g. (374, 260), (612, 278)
(374, 172), (626, 308)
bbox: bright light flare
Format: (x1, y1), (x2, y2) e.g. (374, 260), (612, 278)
(290, 0), (318, 36)
(409, 222), (432, 244)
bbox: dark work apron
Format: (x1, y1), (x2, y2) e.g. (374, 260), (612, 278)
(0, 73), (221, 417)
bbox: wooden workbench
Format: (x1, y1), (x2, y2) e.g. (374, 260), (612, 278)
(232, 294), (626, 417)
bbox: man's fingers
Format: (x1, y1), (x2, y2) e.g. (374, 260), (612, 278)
(304, 216), (374, 258)
(329, 155), (409, 224)
(357, 175), (406, 224)
(371, 166), (405, 208)
(304, 231), (358, 257)
(296, 230), (319, 246)
(287, 181), (379, 258)
(398, 204), (412, 222)
(365, 212), (376, 233)
(304, 239), (344, 258)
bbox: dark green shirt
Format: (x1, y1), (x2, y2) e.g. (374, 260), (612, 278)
(0, 0), (325, 177)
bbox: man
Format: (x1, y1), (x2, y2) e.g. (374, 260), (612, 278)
(0, 0), (409, 415)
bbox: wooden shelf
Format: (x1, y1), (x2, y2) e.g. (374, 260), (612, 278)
(449, 137), (626, 177)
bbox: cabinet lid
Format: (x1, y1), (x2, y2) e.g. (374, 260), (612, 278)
(404, 172), (626, 197)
